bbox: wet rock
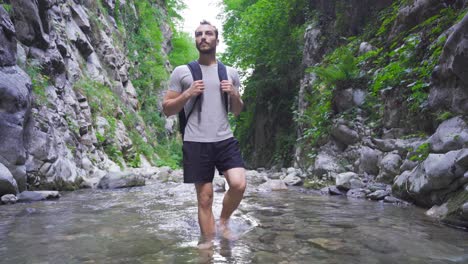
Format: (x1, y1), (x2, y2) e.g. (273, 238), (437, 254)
(426, 203), (448, 219)
(308, 238), (344, 251)
(428, 116), (468, 153)
(383, 196), (407, 204)
(400, 159), (418, 172)
(17, 190), (60, 202)
(1, 194), (17, 204)
(0, 163), (18, 196)
(346, 188), (366, 199)
(97, 171), (145, 189)
(258, 180), (288, 191)
(367, 190), (389, 200)
(328, 186), (345, 195)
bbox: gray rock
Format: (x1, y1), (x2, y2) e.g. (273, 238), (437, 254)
(314, 153), (345, 177)
(383, 196), (406, 204)
(393, 149), (466, 206)
(0, 7), (16, 67)
(97, 171), (145, 189)
(336, 172), (359, 191)
(328, 186), (345, 196)
(0, 66), (32, 191)
(11, 0), (50, 49)
(357, 146), (381, 175)
(377, 153), (402, 183)
(428, 116), (468, 153)
(346, 188), (366, 199)
(213, 176), (226, 192)
(258, 180), (288, 191)
(0, 163), (18, 196)
(429, 12), (468, 114)
(283, 173), (302, 186)
(367, 190), (389, 200)
(17, 191), (60, 202)
(1, 194), (17, 204)
(359, 42), (375, 54)
(462, 202), (468, 219)
(331, 124), (359, 146)
(426, 203), (448, 219)
(400, 159), (418, 172)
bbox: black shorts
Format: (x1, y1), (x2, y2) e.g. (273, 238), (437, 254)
(182, 137), (245, 183)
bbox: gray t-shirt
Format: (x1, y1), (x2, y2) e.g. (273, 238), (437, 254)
(169, 63), (241, 142)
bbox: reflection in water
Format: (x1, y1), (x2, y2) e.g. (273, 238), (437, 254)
(0, 183), (467, 263)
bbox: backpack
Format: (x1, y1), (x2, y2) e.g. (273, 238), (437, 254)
(178, 60), (229, 137)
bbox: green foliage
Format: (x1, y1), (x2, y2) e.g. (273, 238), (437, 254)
(308, 47), (359, 88)
(169, 31), (198, 66)
(436, 111), (454, 122)
(23, 62), (50, 106)
(376, 0), (408, 37)
(409, 143), (431, 162)
(223, 0), (308, 166)
(1, 3), (12, 14)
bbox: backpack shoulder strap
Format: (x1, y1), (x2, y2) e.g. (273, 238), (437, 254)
(187, 60), (203, 81)
(178, 61), (202, 137)
(217, 60), (229, 113)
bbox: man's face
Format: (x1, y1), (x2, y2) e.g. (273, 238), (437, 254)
(195, 24), (218, 54)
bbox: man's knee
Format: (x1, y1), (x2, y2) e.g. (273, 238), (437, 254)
(198, 191), (214, 209)
(226, 169), (246, 193)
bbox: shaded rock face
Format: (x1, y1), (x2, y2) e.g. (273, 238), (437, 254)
(11, 0), (50, 49)
(0, 7), (16, 66)
(0, 1), (173, 191)
(0, 7), (32, 193)
(429, 12), (468, 115)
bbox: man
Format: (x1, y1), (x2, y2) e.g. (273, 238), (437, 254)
(162, 20), (246, 248)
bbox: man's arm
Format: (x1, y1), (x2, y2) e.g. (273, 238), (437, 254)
(163, 80), (205, 117)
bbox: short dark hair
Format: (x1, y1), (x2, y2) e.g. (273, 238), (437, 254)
(197, 20), (218, 39)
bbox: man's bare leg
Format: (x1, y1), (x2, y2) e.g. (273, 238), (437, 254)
(219, 168), (246, 239)
(195, 182), (215, 248)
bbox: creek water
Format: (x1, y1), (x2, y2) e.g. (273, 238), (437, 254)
(1, 180), (467, 264)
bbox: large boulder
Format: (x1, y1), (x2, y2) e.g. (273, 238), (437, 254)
(0, 162), (18, 196)
(428, 116), (468, 153)
(393, 149), (468, 206)
(0, 7), (16, 67)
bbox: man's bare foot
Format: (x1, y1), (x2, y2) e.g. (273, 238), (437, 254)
(197, 239), (214, 250)
(218, 223), (238, 241)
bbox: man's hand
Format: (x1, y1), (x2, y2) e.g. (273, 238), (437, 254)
(220, 80), (239, 97)
(185, 80), (205, 98)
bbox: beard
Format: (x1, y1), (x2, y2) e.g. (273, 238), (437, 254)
(196, 42), (216, 54)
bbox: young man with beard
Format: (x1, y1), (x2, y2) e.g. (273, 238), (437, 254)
(162, 20), (246, 248)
